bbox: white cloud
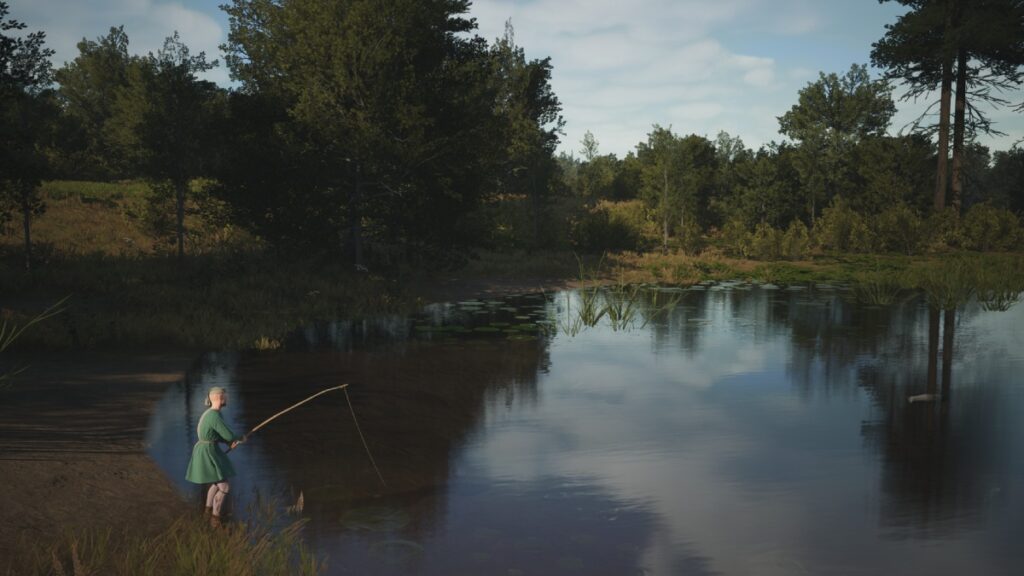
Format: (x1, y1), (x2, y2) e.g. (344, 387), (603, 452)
(468, 0), (807, 155)
(668, 101), (724, 122)
(15, 0), (1024, 155)
(12, 0), (229, 86)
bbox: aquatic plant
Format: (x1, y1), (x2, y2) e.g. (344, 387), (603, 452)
(556, 283), (683, 337)
(913, 257), (977, 310)
(851, 269), (905, 305)
(603, 284), (642, 331)
(975, 256), (1024, 311)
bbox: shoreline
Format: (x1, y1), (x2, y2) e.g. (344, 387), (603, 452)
(0, 276), (581, 563)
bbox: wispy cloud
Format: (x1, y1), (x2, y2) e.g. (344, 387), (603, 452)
(13, 0), (230, 86)
(12, 0), (1024, 155)
(470, 0), (1024, 155)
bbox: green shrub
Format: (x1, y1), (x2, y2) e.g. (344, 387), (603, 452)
(749, 222), (782, 260)
(571, 200), (656, 253)
(874, 203), (924, 255)
(719, 217), (751, 258)
(922, 207), (963, 251)
(678, 219), (704, 255)
(814, 196), (873, 253)
(781, 220), (811, 260)
(962, 203), (1022, 252)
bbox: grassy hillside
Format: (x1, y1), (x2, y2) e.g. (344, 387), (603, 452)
(0, 180), (254, 258)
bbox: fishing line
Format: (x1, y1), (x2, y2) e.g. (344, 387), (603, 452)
(227, 383), (387, 488)
(343, 386), (388, 488)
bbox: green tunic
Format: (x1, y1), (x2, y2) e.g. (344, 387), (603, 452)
(185, 408), (240, 484)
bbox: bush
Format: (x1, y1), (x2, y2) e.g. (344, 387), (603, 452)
(814, 196), (873, 253)
(749, 222), (782, 260)
(719, 217), (750, 258)
(873, 203), (924, 255)
(678, 219), (704, 255)
(571, 200), (653, 252)
(922, 207), (963, 251)
(781, 220), (811, 260)
(961, 203), (1022, 252)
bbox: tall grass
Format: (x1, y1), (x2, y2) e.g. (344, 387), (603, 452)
(0, 296), (68, 385)
(911, 257), (979, 310)
(7, 508), (323, 576)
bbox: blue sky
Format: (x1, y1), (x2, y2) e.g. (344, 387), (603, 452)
(15, 0), (1024, 157)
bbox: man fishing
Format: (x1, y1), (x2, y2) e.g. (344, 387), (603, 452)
(186, 386), (245, 527)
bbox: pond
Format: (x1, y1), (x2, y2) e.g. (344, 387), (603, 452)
(146, 284), (1024, 576)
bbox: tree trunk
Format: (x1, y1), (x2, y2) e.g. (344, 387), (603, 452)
(175, 180), (186, 262)
(21, 196), (32, 271)
(531, 171), (541, 250)
(927, 307), (941, 396)
(941, 307), (955, 402)
(934, 3), (954, 212)
(951, 46), (967, 216)
(662, 167), (669, 253)
(351, 165), (364, 269)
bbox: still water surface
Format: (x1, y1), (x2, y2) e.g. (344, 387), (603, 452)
(146, 285), (1024, 575)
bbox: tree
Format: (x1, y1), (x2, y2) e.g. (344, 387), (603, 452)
(948, 0), (1024, 211)
(733, 150), (786, 227)
(638, 125), (682, 252)
(873, 0), (1024, 213)
(637, 127), (715, 251)
(107, 32), (220, 262)
(580, 130), (599, 162)
(674, 134), (717, 232)
(612, 152), (643, 201)
(0, 1), (55, 270)
(490, 21), (564, 249)
(778, 64), (895, 220)
(851, 134), (935, 215)
(220, 0), (520, 260)
(54, 26), (135, 179)
(710, 130), (753, 226)
(987, 147), (1024, 213)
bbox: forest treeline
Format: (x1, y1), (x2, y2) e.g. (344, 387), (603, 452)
(2, 0), (1024, 271)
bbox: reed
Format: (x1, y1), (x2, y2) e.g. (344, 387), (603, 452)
(912, 257), (978, 310)
(976, 267), (1024, 311)
(851, 269), (905, 306)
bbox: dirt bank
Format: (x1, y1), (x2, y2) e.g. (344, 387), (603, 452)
(0, 353), (195, 560)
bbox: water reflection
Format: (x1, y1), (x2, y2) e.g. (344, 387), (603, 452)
(147, 287), (1024, 575)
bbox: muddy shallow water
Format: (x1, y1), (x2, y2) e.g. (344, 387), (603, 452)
(147, 285), (1024, 575)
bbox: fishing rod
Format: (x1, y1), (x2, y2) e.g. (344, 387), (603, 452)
(227, 384), (387, 488)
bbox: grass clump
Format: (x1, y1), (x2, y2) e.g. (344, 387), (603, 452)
(7, 510), (323, 576)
